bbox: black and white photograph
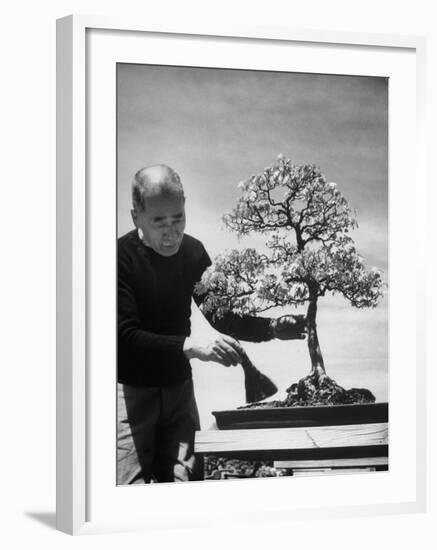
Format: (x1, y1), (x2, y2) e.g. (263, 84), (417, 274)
(1, 0), (433, 544)
(116, 63), (388, 485)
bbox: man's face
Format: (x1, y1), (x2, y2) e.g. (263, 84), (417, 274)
(133, 194), (186, 257)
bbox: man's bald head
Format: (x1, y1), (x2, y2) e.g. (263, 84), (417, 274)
(132, 164), (185, 212)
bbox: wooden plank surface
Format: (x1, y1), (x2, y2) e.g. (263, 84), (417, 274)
(198, 446), (388, 461)
(195, 423), (388, 454)
(291, 468), (377, 477)
(273, 456), (388, 469)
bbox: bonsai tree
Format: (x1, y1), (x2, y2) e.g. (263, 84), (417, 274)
(196, 155), (385, 406)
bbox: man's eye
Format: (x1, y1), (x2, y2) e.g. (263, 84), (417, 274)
(154, 218), (183, 229)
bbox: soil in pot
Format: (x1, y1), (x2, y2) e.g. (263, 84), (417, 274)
(239, 368), (375, 409)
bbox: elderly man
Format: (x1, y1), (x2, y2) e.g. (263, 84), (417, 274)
(117, 164), (306, 484)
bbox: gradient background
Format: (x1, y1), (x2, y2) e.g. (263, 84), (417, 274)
(117, 64), (388, 429)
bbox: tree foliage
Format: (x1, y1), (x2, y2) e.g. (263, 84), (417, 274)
(196, 155), (384, 319)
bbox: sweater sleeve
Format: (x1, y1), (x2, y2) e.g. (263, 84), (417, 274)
(192, 249), (274, 343)
(202, 309), (274, 343)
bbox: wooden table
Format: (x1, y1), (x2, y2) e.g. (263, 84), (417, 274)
(195, 422), (388, 475)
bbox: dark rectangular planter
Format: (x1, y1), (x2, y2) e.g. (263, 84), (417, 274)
(212, 402), (388, 430)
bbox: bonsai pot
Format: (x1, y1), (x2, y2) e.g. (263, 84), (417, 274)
(212, 402), (388, 430)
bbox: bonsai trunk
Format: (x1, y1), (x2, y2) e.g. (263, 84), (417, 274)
(285, 287), (349, 404)
(241, 284), (376, 409)
(282, 287), (375, 406)
(306, 295), (326, 383)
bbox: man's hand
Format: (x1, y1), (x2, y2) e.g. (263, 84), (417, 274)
(183, 332), (244, 367)
(271, 314), (307, 340)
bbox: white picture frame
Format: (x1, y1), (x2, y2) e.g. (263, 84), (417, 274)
(56, 14), (427, 535)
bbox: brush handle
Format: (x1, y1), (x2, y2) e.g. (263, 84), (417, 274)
(239, 348), (256, 372)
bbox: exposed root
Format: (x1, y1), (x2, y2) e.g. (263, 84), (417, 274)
(239, 369), (375, 409)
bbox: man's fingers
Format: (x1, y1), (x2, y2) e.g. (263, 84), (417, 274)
(216, 341), (240, 365)
(212, 340), (240, 366)
(276, 314), (307, 334)
(211, 345), (232, 366)
(294, 315), (307, 328)
(220, 333), (241, 347)
(218, 335), (245, 359)
(287, 314), (305, 324)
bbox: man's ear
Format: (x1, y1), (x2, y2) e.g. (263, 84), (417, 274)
(130, 209), (138, 227)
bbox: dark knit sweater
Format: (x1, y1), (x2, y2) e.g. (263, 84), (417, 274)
(117, 230), (273, 387)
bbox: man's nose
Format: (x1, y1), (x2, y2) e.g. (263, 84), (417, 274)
(162, 223), (177, 236)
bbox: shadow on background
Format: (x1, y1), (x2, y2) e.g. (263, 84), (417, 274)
(25, 511), (56, 530)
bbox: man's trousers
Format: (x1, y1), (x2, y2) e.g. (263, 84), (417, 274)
(117, 378), (203, 484)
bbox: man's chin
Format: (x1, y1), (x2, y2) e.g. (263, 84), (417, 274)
(157, 243), (181, 256)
